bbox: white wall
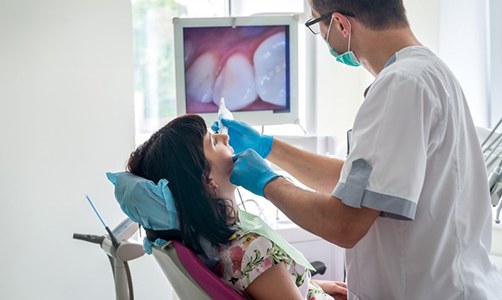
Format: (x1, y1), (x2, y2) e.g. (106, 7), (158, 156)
(439, 0), (490, 127)
(315, 0), (440, 141)
(0, 0), (170, 299)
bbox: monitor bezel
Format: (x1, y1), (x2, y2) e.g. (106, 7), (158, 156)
(173, 14), (299, 127)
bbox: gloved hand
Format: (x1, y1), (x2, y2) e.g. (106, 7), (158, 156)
(231, 149), (281, 197)
(211, 118), (273, 158)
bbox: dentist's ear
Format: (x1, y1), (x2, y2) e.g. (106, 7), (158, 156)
(333, 13), (351, 37)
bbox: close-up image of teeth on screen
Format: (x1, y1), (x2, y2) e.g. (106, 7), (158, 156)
(182, 25), (290, 113)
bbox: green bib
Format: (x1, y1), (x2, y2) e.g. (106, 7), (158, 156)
(238, 209), (314, 271)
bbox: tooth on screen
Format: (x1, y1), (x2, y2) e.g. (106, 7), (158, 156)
(184, 40), (195, 64)
(186, 52), (218, 103)
(253, 32), (287, 106)
(212, 54), (257, 110)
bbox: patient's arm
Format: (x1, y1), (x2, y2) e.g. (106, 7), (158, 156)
(245, 262), (303, 300)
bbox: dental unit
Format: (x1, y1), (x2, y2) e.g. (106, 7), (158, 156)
(482, 116), (502, 223)
(73, 196), (143, 300)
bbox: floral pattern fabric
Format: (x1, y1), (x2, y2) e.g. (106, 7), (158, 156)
(215, 225), (334, 299)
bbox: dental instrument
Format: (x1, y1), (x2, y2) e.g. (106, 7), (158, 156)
(484, 135), (502, 169)
(490, 159), (502, 223)
(217, 97), (234, 135)
(86, 195), (119, 247)
(493, 186), (502, 224)
(73, 195), (143, 300)
(496, 199), (502, 224)
(482, 116), (502, 167)
(482, 116), (502, 149)
(489, 163), (502, 206)
(481, 116), (502, 223)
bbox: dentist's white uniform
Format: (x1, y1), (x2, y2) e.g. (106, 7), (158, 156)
(333, 46), (502, 299)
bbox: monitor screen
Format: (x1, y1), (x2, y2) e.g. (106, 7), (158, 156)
(173, 15), (299, 126)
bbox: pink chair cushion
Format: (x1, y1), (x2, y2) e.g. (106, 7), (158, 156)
(172, 240), (245, 300)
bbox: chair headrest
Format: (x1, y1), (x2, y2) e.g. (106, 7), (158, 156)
(106, 172), (179, 231)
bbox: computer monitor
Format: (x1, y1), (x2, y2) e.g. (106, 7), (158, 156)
(173, 15), (299, 126)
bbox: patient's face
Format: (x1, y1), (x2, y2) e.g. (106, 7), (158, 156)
(203, 132), (235, 195)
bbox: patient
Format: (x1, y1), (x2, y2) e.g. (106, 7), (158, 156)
(122, 114), (347, 300)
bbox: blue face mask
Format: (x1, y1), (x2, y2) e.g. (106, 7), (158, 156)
(325, 16), (361, 67)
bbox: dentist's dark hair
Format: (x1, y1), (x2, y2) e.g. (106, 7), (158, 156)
(310, 0), (409, 30)
(126, 114), (234, 256)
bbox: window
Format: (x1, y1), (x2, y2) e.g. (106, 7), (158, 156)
(132, 0), (307, 144)
(132, 0), (226, 143)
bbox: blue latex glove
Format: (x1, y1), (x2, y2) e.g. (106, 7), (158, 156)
(231, 149), (281, 197)
(211, 118), (273, 158)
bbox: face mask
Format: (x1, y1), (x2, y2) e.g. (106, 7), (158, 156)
(325, 16), (361, 67)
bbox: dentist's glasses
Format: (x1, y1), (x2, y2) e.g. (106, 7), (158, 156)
(305, 11), (355, 35)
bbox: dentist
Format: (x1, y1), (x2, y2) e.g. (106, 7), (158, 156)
(217, 0), (502, 299)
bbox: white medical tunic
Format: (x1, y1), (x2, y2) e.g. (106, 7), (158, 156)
(333, 46), (502, 300)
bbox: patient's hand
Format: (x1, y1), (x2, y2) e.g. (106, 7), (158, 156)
(312, 280), (348, 300)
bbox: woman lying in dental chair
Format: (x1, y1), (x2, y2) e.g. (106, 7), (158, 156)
(109, 114), (347, 300)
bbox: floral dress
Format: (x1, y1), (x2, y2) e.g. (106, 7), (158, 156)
(215, 224), (334, 299)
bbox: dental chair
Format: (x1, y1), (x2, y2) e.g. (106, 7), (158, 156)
(152, 239), (245, 300)
(75, 209), (327, 300)
(104, 171), (327, 299)
(151, 236), (327, 300)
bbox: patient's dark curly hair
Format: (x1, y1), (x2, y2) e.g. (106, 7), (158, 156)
(126, 114), (234, 256)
